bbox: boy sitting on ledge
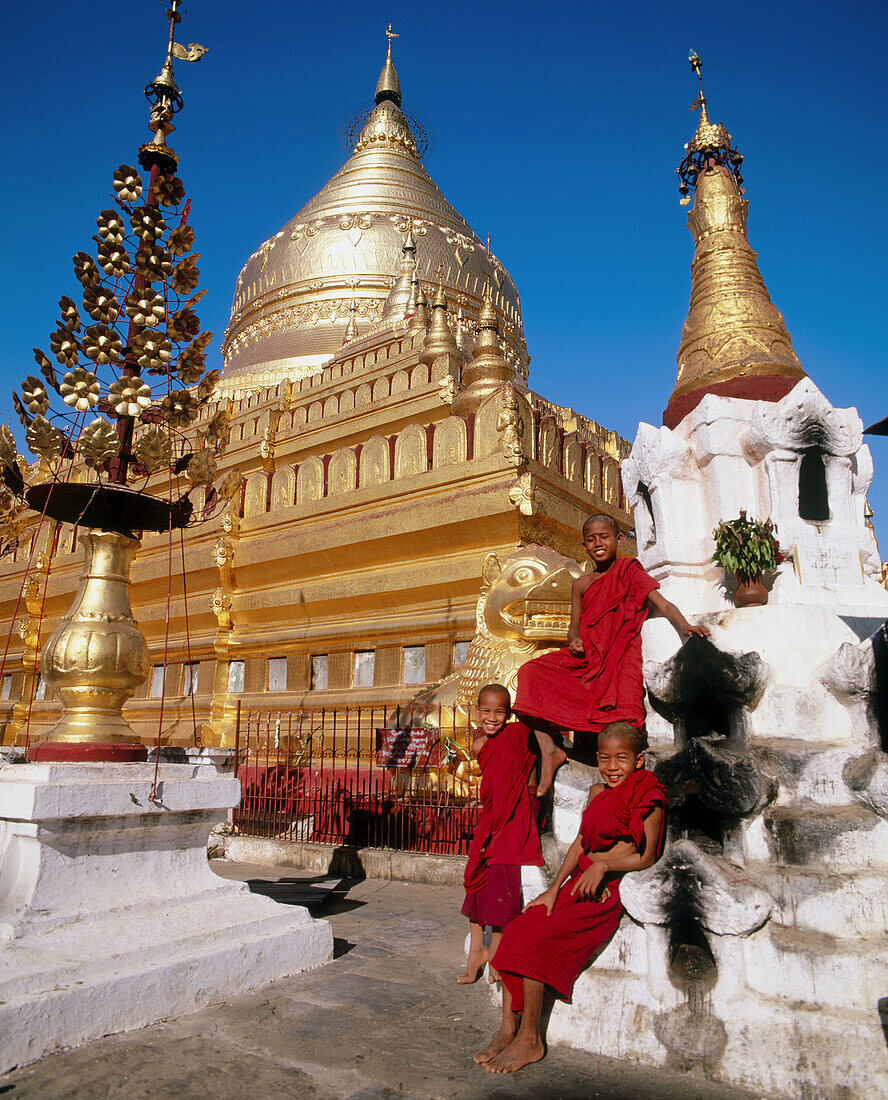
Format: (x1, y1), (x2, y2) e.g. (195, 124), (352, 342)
(476, 722), (667, 1074)
(514, 513), (709, 794)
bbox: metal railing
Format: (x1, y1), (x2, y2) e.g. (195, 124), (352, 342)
(232, 701), (480, 856)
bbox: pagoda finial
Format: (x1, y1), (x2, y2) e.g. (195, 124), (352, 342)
(663, 57), (805, 428)
(343, 300), (359, 344)
(677, 51), (742, 205)
(140, 0), (207, 173)
(375, 24), (402, 107)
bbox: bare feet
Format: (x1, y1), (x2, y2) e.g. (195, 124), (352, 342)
(487, 964), (500, 983)
(483, 1035), (545, 1073)
(473, 1025), (516, 1064)
(536, 746), (568, 797)
(456, 945), (489, 984)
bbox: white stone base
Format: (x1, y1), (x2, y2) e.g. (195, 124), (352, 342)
(0, 762), (333, 1071)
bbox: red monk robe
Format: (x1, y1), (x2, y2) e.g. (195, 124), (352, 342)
(514, 556), (659, 732)
(492, 768), (666, 1010)
(462, 721), (543, 924)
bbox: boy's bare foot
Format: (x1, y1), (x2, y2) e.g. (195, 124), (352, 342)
(487, 964), (500, 983)
(536, 746), (568, 797)
(456, 945), (489, 984)
(483, 1035), (545, 1073)
(473, 1024), (516, 1064)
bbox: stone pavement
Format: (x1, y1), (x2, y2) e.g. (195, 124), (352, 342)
(1, 862), (763, 1100)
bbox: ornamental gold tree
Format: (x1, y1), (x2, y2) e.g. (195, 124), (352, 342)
(0, 3), (239, 760)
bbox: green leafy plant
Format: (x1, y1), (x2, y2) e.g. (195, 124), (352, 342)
(711, 510), (785, 583)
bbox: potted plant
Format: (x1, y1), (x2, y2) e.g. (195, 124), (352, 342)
(711, 511), (785, 606)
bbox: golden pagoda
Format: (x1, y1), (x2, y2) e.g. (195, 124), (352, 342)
(0, 33), (632, 750)
(665, 52), (805, 428)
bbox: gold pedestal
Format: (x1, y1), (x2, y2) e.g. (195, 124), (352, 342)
(38, 529), (149, 746)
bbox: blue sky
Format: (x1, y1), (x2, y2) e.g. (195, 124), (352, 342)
(2, 0), (887, 543)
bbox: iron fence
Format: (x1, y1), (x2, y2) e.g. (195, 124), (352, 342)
(232, 701), (481, 856)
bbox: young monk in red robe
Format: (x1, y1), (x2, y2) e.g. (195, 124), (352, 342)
(515, 514), (708, 794)
(458, 684), (544, 984)
(475, 722), (667, 1073)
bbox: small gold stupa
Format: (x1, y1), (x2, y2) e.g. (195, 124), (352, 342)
(665, 52), (806, 428)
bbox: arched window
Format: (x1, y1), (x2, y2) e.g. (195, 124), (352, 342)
(798, 449), (829, 521)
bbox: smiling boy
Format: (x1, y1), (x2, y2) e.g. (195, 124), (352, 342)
(514, 514), (708, 793)
(475, 722), (667, 1074)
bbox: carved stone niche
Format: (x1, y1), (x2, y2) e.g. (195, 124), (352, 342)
(645, 635), (774, 855)
(743, 379), (876, 577)
(621, 423), (704, 571)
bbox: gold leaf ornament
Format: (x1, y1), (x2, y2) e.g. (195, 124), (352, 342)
(59, 296), (81, 332)
(167, 224), (195, 257)
(130, 205), (167, 241)
(135, 242), (173, 282)
(0, 424), (18, 466)
(152, 174), (186, 207)
(82, 323), (123, 366)
(196, 367), (219, 404)
(60, 367), (100, 412)
(166, 307), (200, 343)
(125, 288), (165, 327)
(50, 326), (80, 368)
(73, 251), (101, 288)
(97, 240), (131, 278)
(96, 209), (126, 245)
(186, 448), (217, 486)
(132, 329), (173, 374)
(21, 376), (50, 416)
(112, 165), (143, 203)
(83, 286), (120, 324)
(108, 375), (152, 417)
(170, 254), (200, 295)
(133, 426), (171, 473)
(176, 340), (206, 385)
(217, 467), (242, 501)
(78, 418), (119, 464)
(160, 388), (197, 428)
(26, 415), (64, 462)
(205, 408), (230, 443)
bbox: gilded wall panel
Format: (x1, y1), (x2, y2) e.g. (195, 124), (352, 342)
(473, 389), (501, 458)
(328, 447), (357, 496)
(432, 417), (467, 468)
(359, 436), (391, 486)
(563, 435), (582, 483)
(372, 377), (390, 403)
(394, 423), (428, 479)
(538, 416), (560, 472)
(308, 400), (323, 422)
(323, 395), (339, 418)
(294, 405), (308, 426)
(243, 472), (269, 518)
(602, 457), (620, 505)
(586, 451), (602, 496)
(355, 383), (372, 407)
(296, 455), (325, 503)
(411, 364), (430, 388)
(270, 465), (296, 511)
(339, 390), (355, 413)
(391, 370), (409, 395)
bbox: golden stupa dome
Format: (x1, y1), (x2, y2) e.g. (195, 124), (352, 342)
(222, 36), (527, 384)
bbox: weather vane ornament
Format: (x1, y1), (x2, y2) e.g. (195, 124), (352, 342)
(676, 50), (744, 205)
(0, 0), (236, 552)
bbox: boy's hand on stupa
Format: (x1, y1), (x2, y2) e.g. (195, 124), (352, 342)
(682, 621), (711, 637)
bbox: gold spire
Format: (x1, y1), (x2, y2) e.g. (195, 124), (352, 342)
(343, 300), (358, 344)
(452, 283), (513, 416)
(664, 54), (805, 428)
(420, 276), (459, 365)
(407, 273), (430, 333)
(382, 227), (418, 321)
(376, 24), (402, 106)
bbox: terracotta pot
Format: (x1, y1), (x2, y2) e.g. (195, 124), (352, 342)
(734, 577), (768, 607)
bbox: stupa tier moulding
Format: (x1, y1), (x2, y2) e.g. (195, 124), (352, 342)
(523, 56), (888, 1100)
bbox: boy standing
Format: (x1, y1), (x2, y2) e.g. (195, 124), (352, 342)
(515, 514), (708, 792)
(458, 684), (543, 984)
(476, 722), (667, 1073)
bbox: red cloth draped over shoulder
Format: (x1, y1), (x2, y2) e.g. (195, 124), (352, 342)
(463, 721), (543, 893)
(492, 769), (666, 1009)
(513, 556), (659, 732)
